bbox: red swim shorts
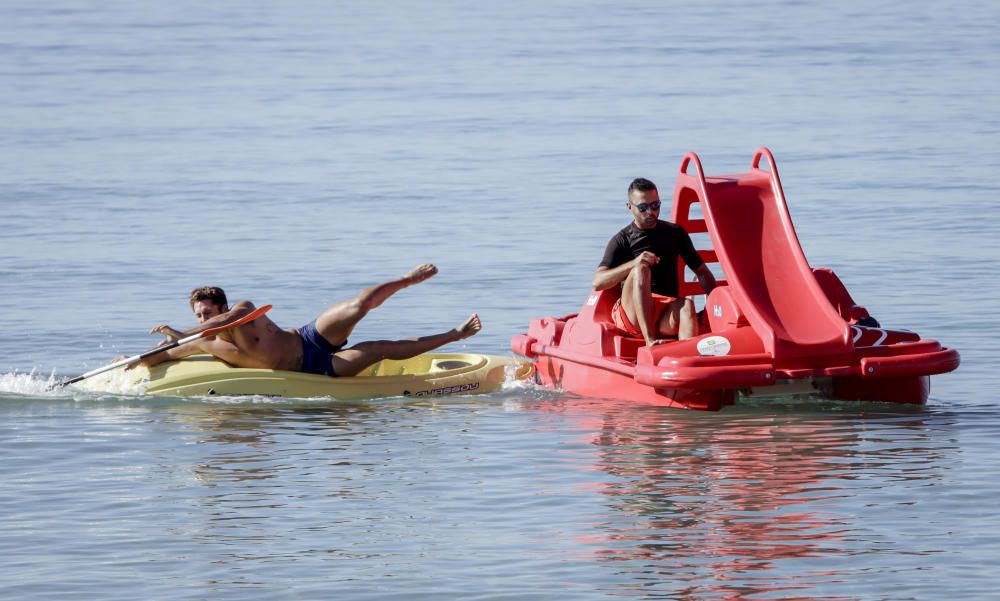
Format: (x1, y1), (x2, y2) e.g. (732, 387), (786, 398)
(611, 294), (677, 338)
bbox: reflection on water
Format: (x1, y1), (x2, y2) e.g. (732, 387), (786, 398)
(0, 390), (986, 599)
(134, 396), (965, 599)
(525, 398), (957, 598)
(152, 404), (395, 555)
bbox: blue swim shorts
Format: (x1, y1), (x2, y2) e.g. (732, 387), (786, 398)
(298, 320), (347, 377)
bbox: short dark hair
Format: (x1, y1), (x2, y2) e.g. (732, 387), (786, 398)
(628, 177), (657, 196)
(189, 286), (227, 309)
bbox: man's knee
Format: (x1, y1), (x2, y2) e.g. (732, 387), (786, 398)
(624, 263), (652, 290)
(343, 292), (379, 316)
(680, 297), (696, 318)
(630, 262), (651, 279)
(350, 340), (383, 354)
(662, 298), (696, 330)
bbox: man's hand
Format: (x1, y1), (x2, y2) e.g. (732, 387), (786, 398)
(635, 251), (660, 268)
(150, 324), (183, 343)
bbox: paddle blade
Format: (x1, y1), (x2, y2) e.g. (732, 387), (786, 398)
(198, 304), (272, 338)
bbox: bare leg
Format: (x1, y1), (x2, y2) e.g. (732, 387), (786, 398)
(314, 264), (438, 346)
(677, 298), (698, 340)
(330, 314), (482, 376)
(620, 263), (658, 346)
(657, 297), (698, 340)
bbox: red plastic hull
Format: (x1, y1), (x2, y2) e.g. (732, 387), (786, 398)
(518, 328), (957, 411)
(532, 353), (737, 411)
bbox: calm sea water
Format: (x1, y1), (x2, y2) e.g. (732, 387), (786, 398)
(2, 1), (999, 599)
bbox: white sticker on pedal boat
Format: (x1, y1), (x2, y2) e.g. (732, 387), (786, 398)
(697, 335), (732, 356)
(850, 325), (888, 347)
(586, 294), (599, 306)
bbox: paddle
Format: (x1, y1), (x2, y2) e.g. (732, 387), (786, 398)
(56, 304), (273, 388)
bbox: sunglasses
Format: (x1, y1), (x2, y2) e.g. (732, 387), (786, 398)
(631, 200), (661, 213)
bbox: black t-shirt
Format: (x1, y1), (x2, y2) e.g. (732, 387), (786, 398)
(599, 221), (704, 297)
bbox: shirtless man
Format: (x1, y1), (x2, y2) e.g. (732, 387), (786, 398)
(136, 264), (481, 377)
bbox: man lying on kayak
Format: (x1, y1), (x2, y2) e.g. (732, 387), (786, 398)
(128, 264), (481, 377)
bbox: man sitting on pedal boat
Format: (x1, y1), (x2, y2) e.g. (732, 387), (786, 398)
(592, 178), (716, 344)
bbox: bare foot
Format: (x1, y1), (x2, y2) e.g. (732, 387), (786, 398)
(403, 263), (438, 286)
(454, 313), (482, 340)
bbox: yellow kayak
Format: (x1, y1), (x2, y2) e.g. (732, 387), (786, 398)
(77, 353), (532, 400)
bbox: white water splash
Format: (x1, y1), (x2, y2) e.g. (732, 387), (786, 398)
(502, 359), (536, 392)
(72, 368), (149, 396)
(0, 370), (63, 396)
(0, 368), (151, 399)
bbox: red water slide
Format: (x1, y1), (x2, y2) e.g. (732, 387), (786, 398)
(672, 149), (852, 360)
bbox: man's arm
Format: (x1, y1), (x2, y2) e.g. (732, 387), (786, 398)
(592, 264), (630, 291)
(126, 300), (258, 368)
(176, 300), (257, 337)
(694, 264), (717, 295)
(676, 225), (716, 297)
(149, 325), (184, 343)
(138, 340), (206, 368)
(592, 252), (659, 290)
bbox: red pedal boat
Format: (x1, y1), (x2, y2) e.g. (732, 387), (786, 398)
(511, 148), (960, 411)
